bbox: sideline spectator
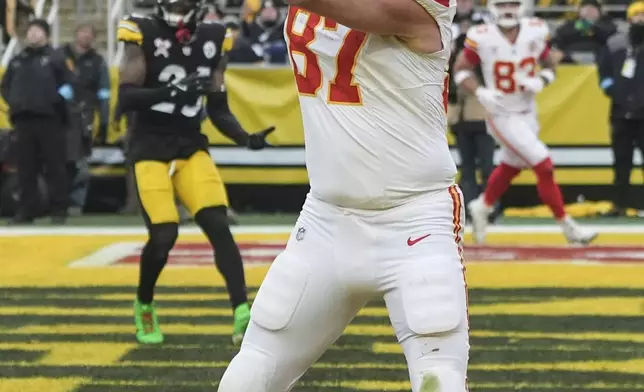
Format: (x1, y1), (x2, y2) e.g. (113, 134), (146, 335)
(241, 0), (287, 64)
(597, 1), (644, 216)
(201, 2), (263, 63)
(551, 0), (617, 63)
(226, 20), (263, 63)
(58, 23), (111, 216)
(0, 19), (75, 224)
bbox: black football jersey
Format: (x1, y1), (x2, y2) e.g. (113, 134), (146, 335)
(117, 14), (232, 135)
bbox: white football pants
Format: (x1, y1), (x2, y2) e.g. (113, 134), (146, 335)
(486, 111), (549, 168)
(218, 186), (470, 392)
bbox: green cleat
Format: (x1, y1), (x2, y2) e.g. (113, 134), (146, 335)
(134, 299), (164, 344)
(232, 302), (251, 345)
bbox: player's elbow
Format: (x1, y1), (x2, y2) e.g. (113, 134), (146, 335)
(117, 84), (136, 111)
(453, 54), (474, 73)
(206, 92), (229, 118)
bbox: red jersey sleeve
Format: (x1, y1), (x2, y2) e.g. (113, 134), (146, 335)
(539, 44), (551, 61)
(462, 46), (481, 66)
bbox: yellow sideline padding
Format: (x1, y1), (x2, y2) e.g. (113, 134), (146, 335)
(0, 65), (611, 146)
(504, 201), (642, 218)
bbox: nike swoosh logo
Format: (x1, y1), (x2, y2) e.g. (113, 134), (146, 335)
(407, 234), (431, 246)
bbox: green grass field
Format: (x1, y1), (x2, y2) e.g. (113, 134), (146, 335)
(0, 219), (643, 391)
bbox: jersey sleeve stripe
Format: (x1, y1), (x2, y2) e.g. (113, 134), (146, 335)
(462, 46), (481, 65)
(223, 28), (234, 53)
(414, 0), (450, 11)
(117, 21), (143, 45)
(119, 21), (141, 33)
(539, 44), (551, 61)
(464, 38), (478, 50)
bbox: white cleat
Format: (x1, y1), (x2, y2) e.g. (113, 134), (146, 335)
(560, 216), (598, 245)
(468, 196), (493, 244)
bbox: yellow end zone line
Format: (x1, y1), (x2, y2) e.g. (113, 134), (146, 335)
(7, 324), (644, 343)
(2, 378), (642, 392)
(2, 296), (643, 317)
(2, 360), (644, 379)
(1, 364), (644, 391)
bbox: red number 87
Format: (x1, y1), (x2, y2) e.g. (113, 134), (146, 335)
(286, 8), (367, 105)
(286, 7), (450, 112)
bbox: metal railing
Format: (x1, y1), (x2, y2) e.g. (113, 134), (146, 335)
(107, 0), (132, 66)
(1, 0), (60, 67)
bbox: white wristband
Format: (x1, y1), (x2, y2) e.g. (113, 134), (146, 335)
(539, 69), (556, 85)
(454, 70), (474, 86)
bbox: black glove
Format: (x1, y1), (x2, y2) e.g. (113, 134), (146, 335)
(168, 72), (212, 99)
(247, 126), (276, 150)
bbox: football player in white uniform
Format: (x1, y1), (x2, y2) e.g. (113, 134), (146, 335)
(218, 0), (470, 391)
(452, 0), (598, 245)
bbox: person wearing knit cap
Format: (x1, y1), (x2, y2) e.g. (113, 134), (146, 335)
(627, 1), (644, 48)
(596, 1), (644, 216)
(550, 0), (617, 64)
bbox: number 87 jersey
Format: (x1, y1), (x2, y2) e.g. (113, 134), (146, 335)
(284, 5), (458, 209)
(464, 18), (550, 114)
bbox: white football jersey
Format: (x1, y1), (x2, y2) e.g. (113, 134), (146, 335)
(284, 3), (457, 210)
(465, 18), (550, 113)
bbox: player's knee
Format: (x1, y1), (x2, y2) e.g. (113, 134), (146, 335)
(533, 157), (554, 177)
(417, 365), (468, 392)
(146, 223), (178, 259)
(195, 206), (230, 237)
(218, 346), (276, 392)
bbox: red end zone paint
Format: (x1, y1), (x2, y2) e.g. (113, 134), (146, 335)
(466, 245), (644, 263)
(72, 241), (644, 267)
(104, 242), (644, 266)
(115, 243), (285, 266)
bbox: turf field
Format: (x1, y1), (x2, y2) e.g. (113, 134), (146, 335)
(0, 217), (643, 391)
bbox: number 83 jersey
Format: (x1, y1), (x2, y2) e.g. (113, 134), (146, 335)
(464, 18), (550, 114)
(117, 14), (232, 135)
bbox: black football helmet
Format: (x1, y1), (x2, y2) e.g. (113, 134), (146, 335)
(157, 0), (203, 27)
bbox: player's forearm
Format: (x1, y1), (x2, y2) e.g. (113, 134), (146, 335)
(118, 84), (171, 112)
(538, 54), (557, 87)
(453, 49), (481, 95)
(288, 0), (415, 36)
(453, 70), (480, 95)
(206, 92), (249, 146)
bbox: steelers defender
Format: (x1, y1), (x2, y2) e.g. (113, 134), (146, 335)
(117, 0), (274, 345)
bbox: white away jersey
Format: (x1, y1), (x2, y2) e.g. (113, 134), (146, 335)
(284, 3), (457, 210)
(465, 18), (550, 113)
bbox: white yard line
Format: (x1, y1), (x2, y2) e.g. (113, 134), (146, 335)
(0, 224), (642, 236)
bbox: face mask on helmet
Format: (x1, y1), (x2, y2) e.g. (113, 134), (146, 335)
(158, 0), (201, 27)
(488, 0), (524, 28)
